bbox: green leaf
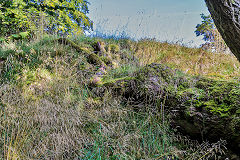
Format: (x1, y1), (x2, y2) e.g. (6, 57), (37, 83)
(11, 34), (21, 40)
(0, 37), (6, 42)
(0, 0), (92, 35)
(236, 109), (240, 114)
(19, 31), (29, 39)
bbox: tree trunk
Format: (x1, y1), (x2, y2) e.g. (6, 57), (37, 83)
(205, 0), (240, 62)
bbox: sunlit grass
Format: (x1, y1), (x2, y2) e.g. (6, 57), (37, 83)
(132, 38), (240, 80)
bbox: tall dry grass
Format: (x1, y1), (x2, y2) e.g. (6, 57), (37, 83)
(130, 38), (240, 80)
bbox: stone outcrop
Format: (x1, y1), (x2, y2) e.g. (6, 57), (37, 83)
(96, 63), (240, 155)
(129, 64), (240, 154)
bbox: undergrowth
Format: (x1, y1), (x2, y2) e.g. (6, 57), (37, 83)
(0, 35), (236, 159)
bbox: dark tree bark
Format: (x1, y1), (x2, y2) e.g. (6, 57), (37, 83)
(205, 0), (240, 62)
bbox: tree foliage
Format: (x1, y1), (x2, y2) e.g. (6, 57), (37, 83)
(195, 13), (229, 53)
(0, 0), (93, 36)
(195, 14), (215, 42)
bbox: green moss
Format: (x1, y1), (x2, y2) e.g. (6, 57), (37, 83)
(56, 38), (107, 67)
(137, 64), (239, 118)
(100, 56), (112, 65)
(15, 67), (55, 101)
(236, 109), (240, 114)
(107, 44), (120, 54)
(177, 88), (205, 99)
(190, 79), (239, 117)
(203, 100), (231, 117)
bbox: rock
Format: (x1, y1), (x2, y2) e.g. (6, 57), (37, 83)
(56, 38), (107, 68)
(123, 63), (240, 155)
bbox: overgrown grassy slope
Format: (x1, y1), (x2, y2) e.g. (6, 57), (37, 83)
(0, 35), (239, 159)
(132, 39), (240, 80)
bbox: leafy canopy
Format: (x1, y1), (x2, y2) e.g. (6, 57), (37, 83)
(195, 14), (215, 42)
(195, 13), (229, 53)
(0, 0), (93, 36)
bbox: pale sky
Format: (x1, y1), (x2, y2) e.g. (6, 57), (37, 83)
(88, 0), (209, 47)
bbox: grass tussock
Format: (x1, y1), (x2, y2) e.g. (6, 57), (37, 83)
(0, 35), (236, 159)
